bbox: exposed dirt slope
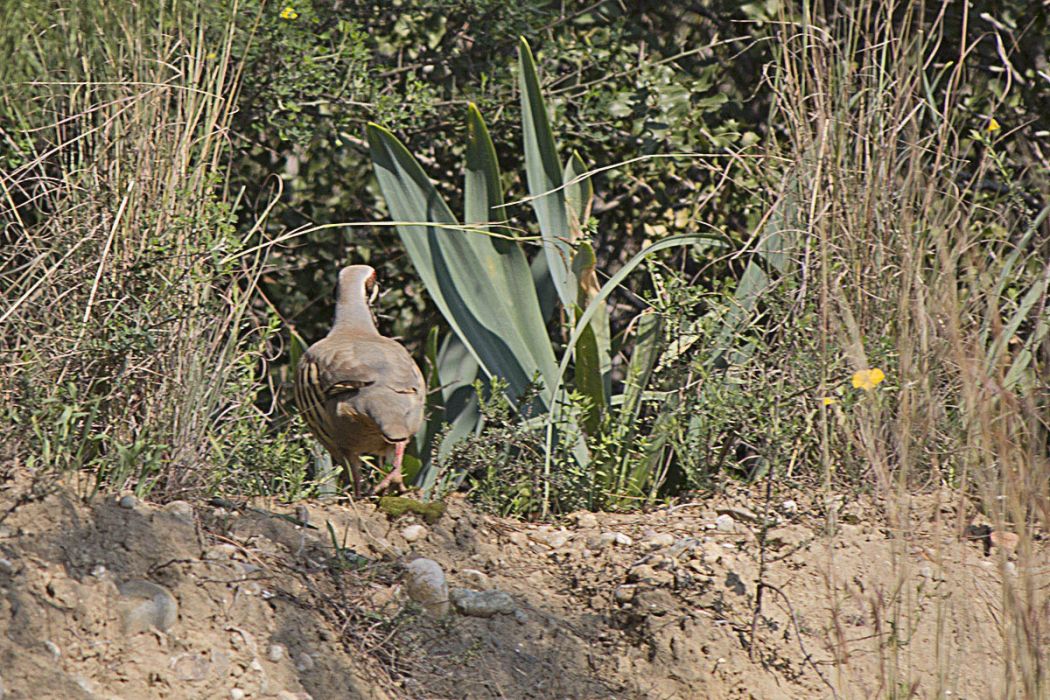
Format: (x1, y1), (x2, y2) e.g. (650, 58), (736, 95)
(0, 476), (1034, 699)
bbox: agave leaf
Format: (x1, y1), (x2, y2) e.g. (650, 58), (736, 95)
(519, 37), (576, 309)
(979, 204), (1049, 351)
(706, 177), (800, 368)
(564, 150), (593, 241)
(463, 105), (557, 396)
(464, 103), (505, 229)
(426, 332), (484, 493)
(368, 123), (557, 407)
(619, 309), (663, 431)
(415, 326), (444, 459)
(995, 265), (1050, 389)
(556, 232), (728, 394)
(571, 241), (612, 421)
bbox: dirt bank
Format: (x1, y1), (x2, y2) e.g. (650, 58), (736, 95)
(0, 476), (1034, 699)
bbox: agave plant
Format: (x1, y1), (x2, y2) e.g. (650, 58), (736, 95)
(368, 38), (726, 508)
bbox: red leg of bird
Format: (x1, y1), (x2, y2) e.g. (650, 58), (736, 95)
(373, 442), (406, 495)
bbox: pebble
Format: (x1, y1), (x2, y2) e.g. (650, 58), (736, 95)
(449, 588), (516, 617)
(0, 558), (13, 576)
(715, 514), (736, 533)
(629, 564), (675, 587)
(118, 579), (178, 635)
(118, 494), (138, 509)
(43, 640), (61, 659)
(513, 609), (529, 625)
(644, 533), (675, 549)
(230, 690), (246, 700)
(780, 499), (799, 515)
(614, 586), (636, 603)
(403, 558), (449, 617)
(267, 644), (286, 662)
(172, 652), (212, 681)
(717, 506), (758, 523)
(164, 501), (194, 522)
(575, 513), (599, 529)
(508, 531), (528, 547)
(600, 532), (632, 547)
(459, 568), (490, 589)
(765, 525), (811, 550)
(203, 544), (239, 560)
(401, 524), (427, 543)
(295, 653), (315, 671)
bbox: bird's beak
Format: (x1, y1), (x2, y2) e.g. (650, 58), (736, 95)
(368, 278), (380, 305)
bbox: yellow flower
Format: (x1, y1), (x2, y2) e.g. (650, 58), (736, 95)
(205, 51), (217, 60)
(987, 117), (1001, 133)
(280, 6), (299, 20)
(822, 397), (838, 406)
(851, 368), (886, 391)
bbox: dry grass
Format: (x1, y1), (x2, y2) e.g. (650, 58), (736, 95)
(769, 1), (1048, 694)
(0, 1), (295, 500)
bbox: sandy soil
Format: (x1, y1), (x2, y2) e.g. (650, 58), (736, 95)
(0, 474), (1038, 699)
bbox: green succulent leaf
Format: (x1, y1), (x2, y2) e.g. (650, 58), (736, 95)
(519, 36), (576, 310)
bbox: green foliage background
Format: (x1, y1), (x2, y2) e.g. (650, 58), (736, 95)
(1, 0), (1046, 510)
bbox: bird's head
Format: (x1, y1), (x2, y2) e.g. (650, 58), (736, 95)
(337, 265), (379, 306)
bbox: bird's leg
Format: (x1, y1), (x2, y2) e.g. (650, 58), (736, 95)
(373, 442), (406, 495)
(348, 454), (364, 498)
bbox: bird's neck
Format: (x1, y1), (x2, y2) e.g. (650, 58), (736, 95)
(331, 290), (379, 336)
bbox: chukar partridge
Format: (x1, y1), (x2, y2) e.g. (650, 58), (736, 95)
(295, 265), (426, 496)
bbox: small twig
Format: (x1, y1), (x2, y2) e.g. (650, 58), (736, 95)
(749, 464), (776, 660)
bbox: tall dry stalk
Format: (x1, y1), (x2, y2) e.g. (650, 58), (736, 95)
(770, 0), (1048, 694)
(0, 1), (286, 499)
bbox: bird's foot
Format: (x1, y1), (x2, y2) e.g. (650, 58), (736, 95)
(372, 466), (404, 495)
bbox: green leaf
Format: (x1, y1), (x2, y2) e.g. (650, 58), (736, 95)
(706, 174), (799, 368)
(619, 309), (663, 431)
(571, 240), (612, 429)
(519, 37), (576, 309)
(368, 122), (557, 407)
(557, 232), (728, 392)
(564, 150), (592, 240)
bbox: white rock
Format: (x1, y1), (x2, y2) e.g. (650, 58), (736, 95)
(644, 533), (675, 549)
(780, 499), (799, 515)
(546, 531), (571, 549)
(203, 544), (239, 560)
(449, 588), (516, 617)
(295, 653), (315, 671)
(164, 500), (195, 523)
(403, 558), (449, 616)
(267, 644), (285, 662)
(401, 524), (427, 543)
(600, 531), (633, 547)
(229, 689), (246, 700)
(715, 514), (736, 533)
(575, 513), (599, 529)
